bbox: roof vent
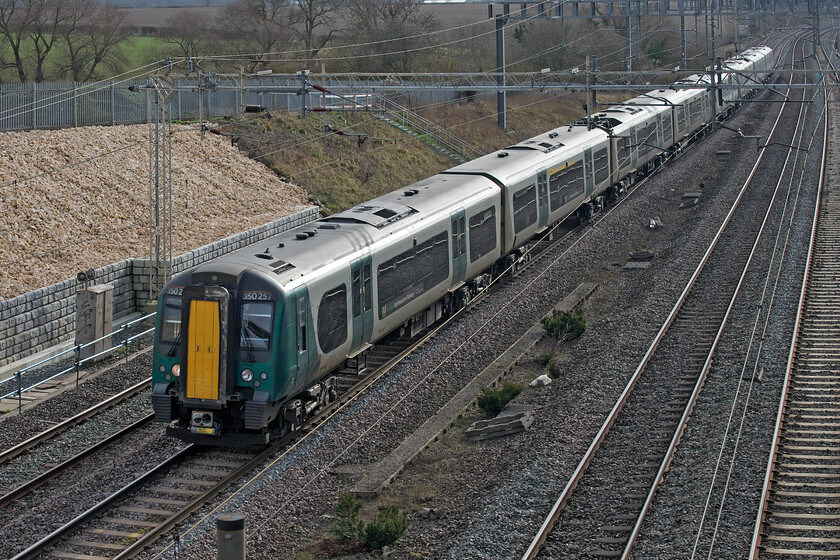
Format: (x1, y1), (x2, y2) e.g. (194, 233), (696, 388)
(256, 253), (272, 260)
(549, 132), (558, 138)
(295, 232), (309, 240)
(318, 223), (341, 230)
(374, 208), (397, 219)
(497, 151), (509, 158)
(304, 230), (316, 237)
(269, 260), (294, 274)
(403, 189), (419, 196)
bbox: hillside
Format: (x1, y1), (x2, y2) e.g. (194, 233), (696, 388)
(228, 91), (603, 213)
(0, 124), (308, 300)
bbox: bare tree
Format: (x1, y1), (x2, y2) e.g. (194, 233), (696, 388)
(28, 0), (72, 82)
(287, 0), (343, 68)
(218, 0), (293, 72)
(58, 0), (128, 82)
(0, 0), (37, 82)
(163, 9), (213, 59)
(343, 0), (439, 72)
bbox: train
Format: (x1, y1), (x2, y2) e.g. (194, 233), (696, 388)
(151, 46), (774, 446)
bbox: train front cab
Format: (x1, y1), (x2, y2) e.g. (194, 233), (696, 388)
(152, 272), (312, 446)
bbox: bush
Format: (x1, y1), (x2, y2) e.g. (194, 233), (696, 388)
(362, 505), (408, 550)
(329, 496), (407, 551)
(330, 494), (364, 542)
(547, 358), (562, 379)
(539, 351), (556, 367)
(541, 309), (586, 341)
(477, 381), (523, 416)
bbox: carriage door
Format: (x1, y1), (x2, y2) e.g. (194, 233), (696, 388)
(350, 255), (374, 353)
(537, 170), (549, 227)
(450, 209), (467, 286)
(629, 126), (639, 169)
(182, 285), (228, 404)
(294, 286), (311, 381)
(584, 147), (595, 197)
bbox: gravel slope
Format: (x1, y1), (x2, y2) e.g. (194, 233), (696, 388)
(0, 123), (309, 300)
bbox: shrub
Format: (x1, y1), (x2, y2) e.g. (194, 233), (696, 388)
(362, 505), (408, 550)
(329, 496), (408, 551)
(539, 351), (556, 367)
(547, 358), (562, 379)
(330, 494), (364, 542)
(541, 309), (586, 341)
(477, 381), (523, 416)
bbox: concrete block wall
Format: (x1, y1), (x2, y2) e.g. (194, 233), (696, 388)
(0, 206), (319, 368)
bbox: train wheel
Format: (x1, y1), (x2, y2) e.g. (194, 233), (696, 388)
(577, 202), (593, 224)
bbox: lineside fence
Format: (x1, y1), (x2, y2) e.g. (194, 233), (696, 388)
(0, 78), (462, 132)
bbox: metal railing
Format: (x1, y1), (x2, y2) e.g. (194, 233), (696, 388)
(0, 312), (157, 412)
(376, 96), (484, 162)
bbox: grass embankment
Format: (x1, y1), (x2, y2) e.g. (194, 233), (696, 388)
(223, 90), (630, 214)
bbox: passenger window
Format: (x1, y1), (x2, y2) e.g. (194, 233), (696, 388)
(317, 284), (347, 354)
(160, 295), (182, 343)
(377, 231), (448, 319)
(469, 207), (496, 262)
(513, 185), (537, 233)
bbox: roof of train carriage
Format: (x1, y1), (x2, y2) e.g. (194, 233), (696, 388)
(442, 125), (609, 185)
(187, 171), (500, 287)
(583, 99), (668, 132)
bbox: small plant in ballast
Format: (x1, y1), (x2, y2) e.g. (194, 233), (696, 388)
(328, 494), (408, 552)
(477, 381), (524, 416)
(539, 351), (557, 367)
(541, 308), (586, 341)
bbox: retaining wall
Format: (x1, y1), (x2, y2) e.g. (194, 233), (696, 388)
(0, 206), (318, 367)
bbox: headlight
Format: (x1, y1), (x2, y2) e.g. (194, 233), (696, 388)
(171, 364), (180, 377)
(241, 369), (254, 382)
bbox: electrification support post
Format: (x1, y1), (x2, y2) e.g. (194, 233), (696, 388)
(147, 78), (174, 302)
(710, 2), (717, 64)
(636, 1), (642, 60)
(586, 55), (593, 129)
(626, 0), (632, 85)
(496, 14), (507, 130)
(679, 0), (687, 68)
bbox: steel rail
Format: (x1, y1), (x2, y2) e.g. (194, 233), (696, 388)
(748, 32), (833, 560)
(0, 374), (152, 464)
(9, 445), (197, 560)
(0, 413), (155, 508)
(521, 33), (801, 560)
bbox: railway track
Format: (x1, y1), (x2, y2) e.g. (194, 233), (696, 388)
(748, 33), (838, 560)
(523, 34), (819, 559)
(6, 331), (424, 559)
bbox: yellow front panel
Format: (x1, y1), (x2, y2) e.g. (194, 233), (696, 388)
(187, 300), (220, 400)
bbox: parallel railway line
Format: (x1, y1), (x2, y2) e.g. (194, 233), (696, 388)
(749, 33), (840, 559)
(523, 33), (822, 559)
